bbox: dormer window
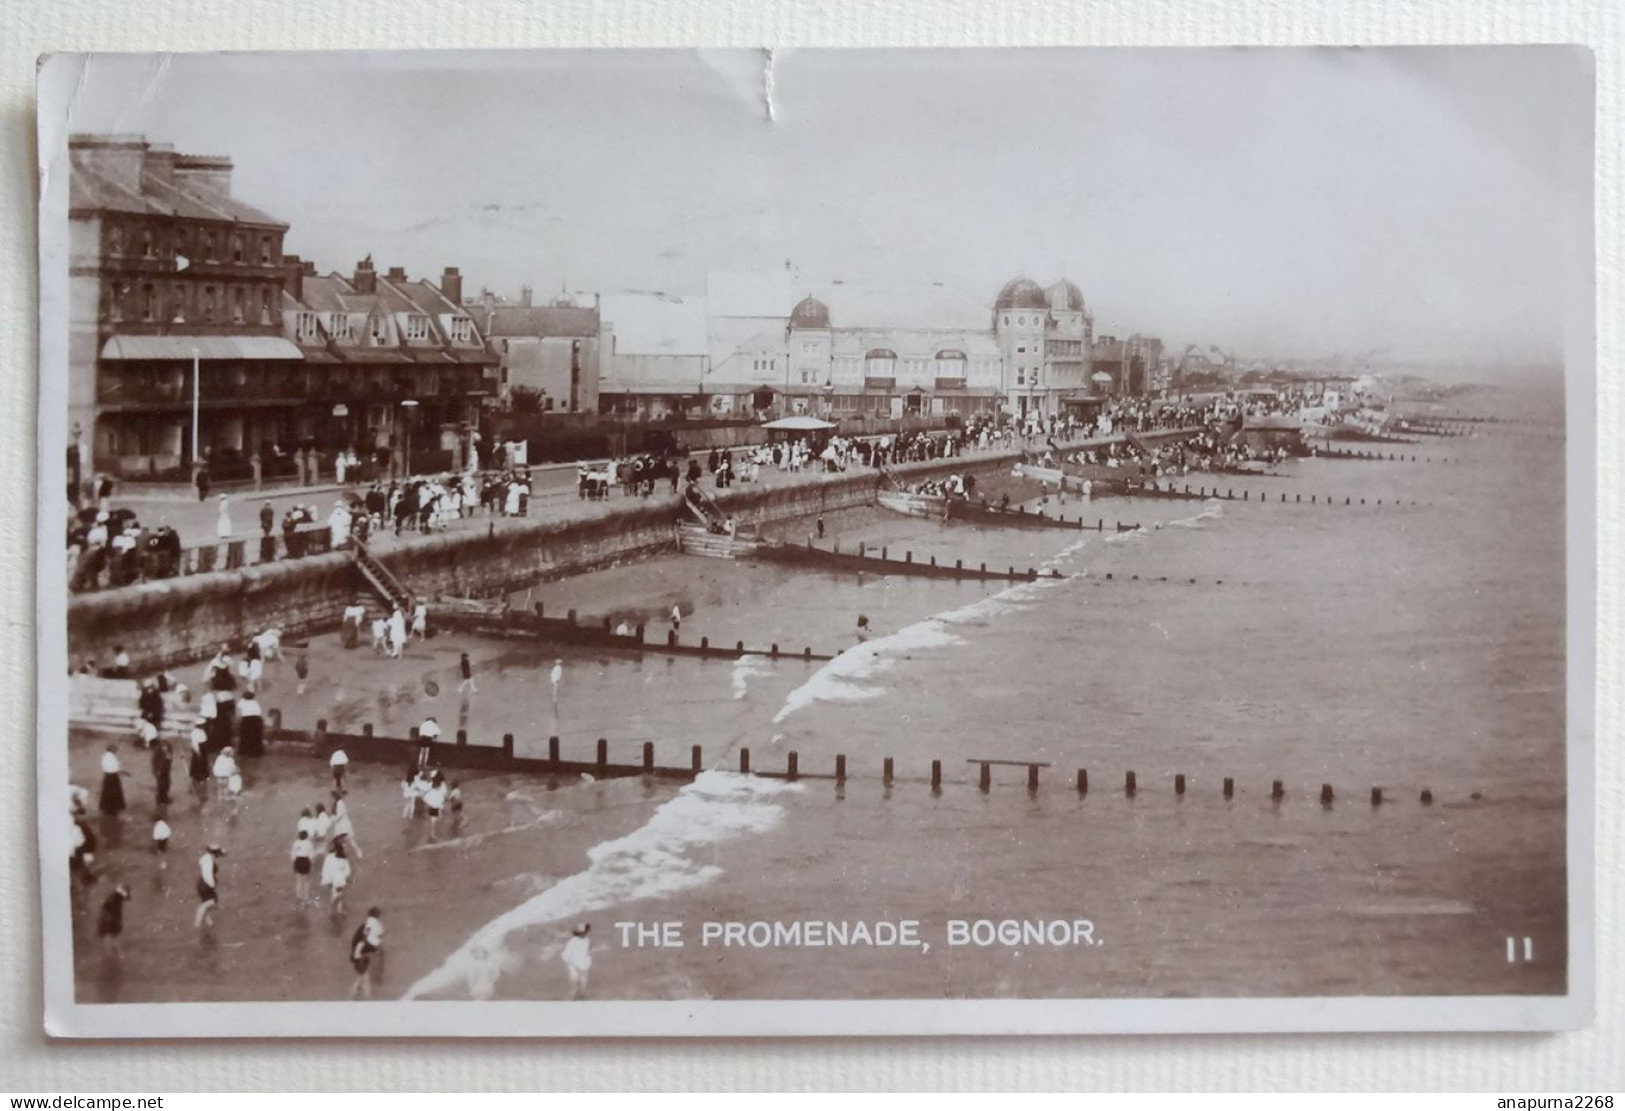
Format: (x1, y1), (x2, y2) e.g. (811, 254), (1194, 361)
(448, 317), (473, 343)
(296, 311), (321, 343)
(404, 315), (431, 341)
(370, 317), (389, 345)
(327, 313), (351, 340)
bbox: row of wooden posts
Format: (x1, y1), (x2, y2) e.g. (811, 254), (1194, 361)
(1157, 484), (1419, 508)
(284, 716), (1440, 806)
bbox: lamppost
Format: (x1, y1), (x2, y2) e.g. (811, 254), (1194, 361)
(400, 399), (419, 478)
(190, 346), (201, 474)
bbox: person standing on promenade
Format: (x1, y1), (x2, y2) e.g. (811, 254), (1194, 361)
(294, 649), (309, 695)
(215, 495), (232, 541)
(195, 466), (210, 503)
(670, 605), (682, 634)
(329, 746), (349, 792)
(413, 600), (429, 642)
(259, 500), (274, 537)
(342, 599), (365, 650)
(457, 652), (477, 694)
(550, 658), (564, 706)
(562, 923), (592, 1000)
(194, 844), (224, 930)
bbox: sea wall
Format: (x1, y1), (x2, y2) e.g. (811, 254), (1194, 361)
(67, 451), (1022, 672)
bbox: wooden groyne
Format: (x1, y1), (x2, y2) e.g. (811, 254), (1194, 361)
(260, 714), (1452, 807)
(435, 601), (840, 662)
(1314, 446), (1454, 463)
(754, 540), (1066, 582)
(943, 500), (1089, 530)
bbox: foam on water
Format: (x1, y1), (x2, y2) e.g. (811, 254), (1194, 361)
(772, 570), (1075, 724)
(402, 771), (800, 1000)
(731, 654), (774, 700)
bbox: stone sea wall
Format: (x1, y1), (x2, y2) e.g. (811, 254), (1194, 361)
(67, 451), (1023, 671)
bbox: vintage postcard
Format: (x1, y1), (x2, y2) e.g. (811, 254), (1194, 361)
(34, 47), (1595, 1037)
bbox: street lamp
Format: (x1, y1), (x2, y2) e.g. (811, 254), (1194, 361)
(400, 399), (419, 478)
(191, 346), (201, 474)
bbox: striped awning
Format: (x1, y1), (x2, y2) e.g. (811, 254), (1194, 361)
(100, 335), (305, 361)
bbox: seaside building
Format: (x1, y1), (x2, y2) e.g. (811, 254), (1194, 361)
(597, 270), (1154, 422)
(467, 286), (610, 414)
(285, 259), (497, 475)
(66, 133), (497, 483)
(67, 134), (300, 482)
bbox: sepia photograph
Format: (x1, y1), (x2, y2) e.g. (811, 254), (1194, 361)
(34, 46), (1594, 1037)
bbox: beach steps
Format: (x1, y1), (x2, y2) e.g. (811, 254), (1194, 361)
(352, 537), (414, 610)
(68, 675), (192, 740)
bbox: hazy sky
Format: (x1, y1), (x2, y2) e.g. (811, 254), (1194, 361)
(46, 47), (1591, 365)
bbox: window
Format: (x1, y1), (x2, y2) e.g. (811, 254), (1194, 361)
(327, 313), (351, 340)
(296, 312), (321, 343)
(404, 315), (431, 341)
(108, 224), (125, 257)
(1016, 368), (1025, 385)
(231, 234), (244, 263)
(260, 287), (274, 325)
(1017, 346), (1026, 354)
(449, 317), (473, 342)
(205, 232), (217, 262)
(802, 341), (818, 354)
(1002, 315), (1009, 326)
(260, 236), (272, 265)
(500, 338), (509, 354)
(202, 285), (216, 322)
(142, 284), (156, 322)
(370, 316), (389, 345)
(172, 284), (186, 323)
(1018, 316), (1027, 326)
(231, 286), (246, 323)
(142, 228), (154, 258)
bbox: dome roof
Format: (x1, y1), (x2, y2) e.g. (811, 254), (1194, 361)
(993, 277), (1049, 312)
(1046, 279), (1085, 313)
(789, 295), (831, 329)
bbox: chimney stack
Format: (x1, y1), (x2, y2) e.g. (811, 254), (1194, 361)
(385, 265), (408, 283)
(354, 257), (377, 295)
(283, 253), (304, 302)
(143, 144), (176, 188)
(440, 266), (463, 305)
(519, 284), (533, 308)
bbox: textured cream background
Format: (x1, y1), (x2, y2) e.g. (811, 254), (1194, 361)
(1, 0), (1618, 1091)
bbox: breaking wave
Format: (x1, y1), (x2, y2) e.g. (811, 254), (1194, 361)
(402, 771), (800, 1000)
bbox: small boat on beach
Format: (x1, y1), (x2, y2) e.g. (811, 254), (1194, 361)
(674, 522), (767, 559)
(876, 489), (950, 519)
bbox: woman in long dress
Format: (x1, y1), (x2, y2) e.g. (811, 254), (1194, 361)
(98, 745), (127, 816)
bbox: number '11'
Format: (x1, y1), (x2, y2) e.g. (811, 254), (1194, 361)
(1506, 936), (1534, 962)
